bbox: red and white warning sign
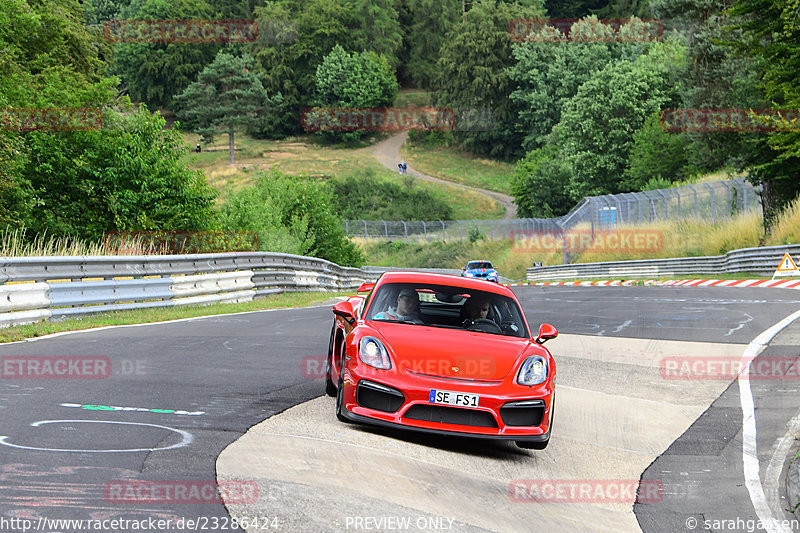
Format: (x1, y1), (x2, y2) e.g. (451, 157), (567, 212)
(773, 253), (800, 279)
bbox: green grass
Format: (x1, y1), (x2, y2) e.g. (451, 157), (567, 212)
(181, 131), (504, 219)
(394, 89), (432, 108)
(0, 291), (347, 344)
(401, 142), (516, 195)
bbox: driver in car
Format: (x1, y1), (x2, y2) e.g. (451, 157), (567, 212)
(462, 296), (491, 327)
(373, 288), (424, 323)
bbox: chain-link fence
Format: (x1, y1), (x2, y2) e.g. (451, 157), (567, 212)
(343, 178), (762, 243)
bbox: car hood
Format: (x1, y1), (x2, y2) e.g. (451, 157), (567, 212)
(371, 323), (533, 381)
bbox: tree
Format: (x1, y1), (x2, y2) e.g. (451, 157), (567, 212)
(623, 112), (692, 190)
(352, 0), (403, 68)
(405, 0), (460, 88)
(174, 51), (282, 165)
(433, 0), (545, 159)
(20, 106), (217, 239)
(218, 170), (364, 266)
(247, 0), (359, 137)
(544, 0), (609, 18)
(311, 45), (397, 142)
(726, 0), (800, 226)
(509, 17), (633, 151)
(112, 0), (219, 110)
(555, 39), (685, 198)
(511, 145), (574, 217)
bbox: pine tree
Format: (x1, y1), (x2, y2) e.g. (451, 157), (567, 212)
(175, 52), (282, 165)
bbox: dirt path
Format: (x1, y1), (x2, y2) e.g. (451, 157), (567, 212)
(371, 132), (517, 219)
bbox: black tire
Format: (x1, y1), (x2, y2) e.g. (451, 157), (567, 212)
(325, 356), (337, 397)
(325, 327), (336, 397)
(335, 343), (351, 423)
(335, 376), (351, 423)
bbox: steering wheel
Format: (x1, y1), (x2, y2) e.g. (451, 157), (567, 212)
(465, 318), (503, 334)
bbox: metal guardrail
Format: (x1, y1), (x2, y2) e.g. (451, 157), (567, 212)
(526, 244), (800, 281)
(0, 252), (374, 328)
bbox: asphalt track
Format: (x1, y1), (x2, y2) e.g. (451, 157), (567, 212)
(0, 286), (799, 532)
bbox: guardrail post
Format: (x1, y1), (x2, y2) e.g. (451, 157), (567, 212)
(423, 221), (427, 241)
(363, 220), (368, 240)
(383, 220), (388, 241)
(440, 220), (446, 242)
(402, 221), (408, 243)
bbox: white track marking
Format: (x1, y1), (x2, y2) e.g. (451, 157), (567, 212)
(765, 415), (800, 521)
(0, 419), (193, 453)
(739, 309), (800, 533)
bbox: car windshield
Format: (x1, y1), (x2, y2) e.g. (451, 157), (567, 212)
(467, 262), (493, 270)
(365, 282), (528, 337)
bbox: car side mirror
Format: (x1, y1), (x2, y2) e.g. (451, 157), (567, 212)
(535, 323), (558, 344)
(462, 267), (466, 271)
(333, 301), (356, 325)
(357, 282), (374, 294)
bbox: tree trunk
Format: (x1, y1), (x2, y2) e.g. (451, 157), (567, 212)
(228, 130), (235, 166)
(760, 178), (778, 233)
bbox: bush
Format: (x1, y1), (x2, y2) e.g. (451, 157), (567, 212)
(329, 170), (453, 220)
(217, 170), (364, 266)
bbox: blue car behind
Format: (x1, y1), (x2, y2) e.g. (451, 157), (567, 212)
(461, 260), (499, 282)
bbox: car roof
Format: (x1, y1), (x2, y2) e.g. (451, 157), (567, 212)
(376, 271), (512, 297)
(466, 260), (493, 266)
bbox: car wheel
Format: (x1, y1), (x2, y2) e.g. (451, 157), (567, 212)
(335, 344), (351, 423)
(325, 327), (336, 397)
(335, 376), (351, 423)
(325, 356), (336, 397)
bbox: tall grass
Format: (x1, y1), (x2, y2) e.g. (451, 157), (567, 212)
(1, 227), (167, 257)
(358, 208), (778, 280)
(766, 196), (800, 245)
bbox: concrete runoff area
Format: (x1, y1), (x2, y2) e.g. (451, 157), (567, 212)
(217, 334), (747, 532)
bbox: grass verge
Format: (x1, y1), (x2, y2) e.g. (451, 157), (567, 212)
(181, 132), (503, 219)
(358, 207), (796, 280)
(0, 291), (347, 344)
(400, 142), (515, 195)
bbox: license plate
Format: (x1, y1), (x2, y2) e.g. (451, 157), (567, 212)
(429, 389), (479, 408)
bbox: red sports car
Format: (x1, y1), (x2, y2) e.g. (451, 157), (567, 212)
(325, 271), (557, 450)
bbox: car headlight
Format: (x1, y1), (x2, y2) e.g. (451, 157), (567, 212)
(517, 356), (547, 386)
(464, 272), (473, 277)
(359, 337), (391, 370)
